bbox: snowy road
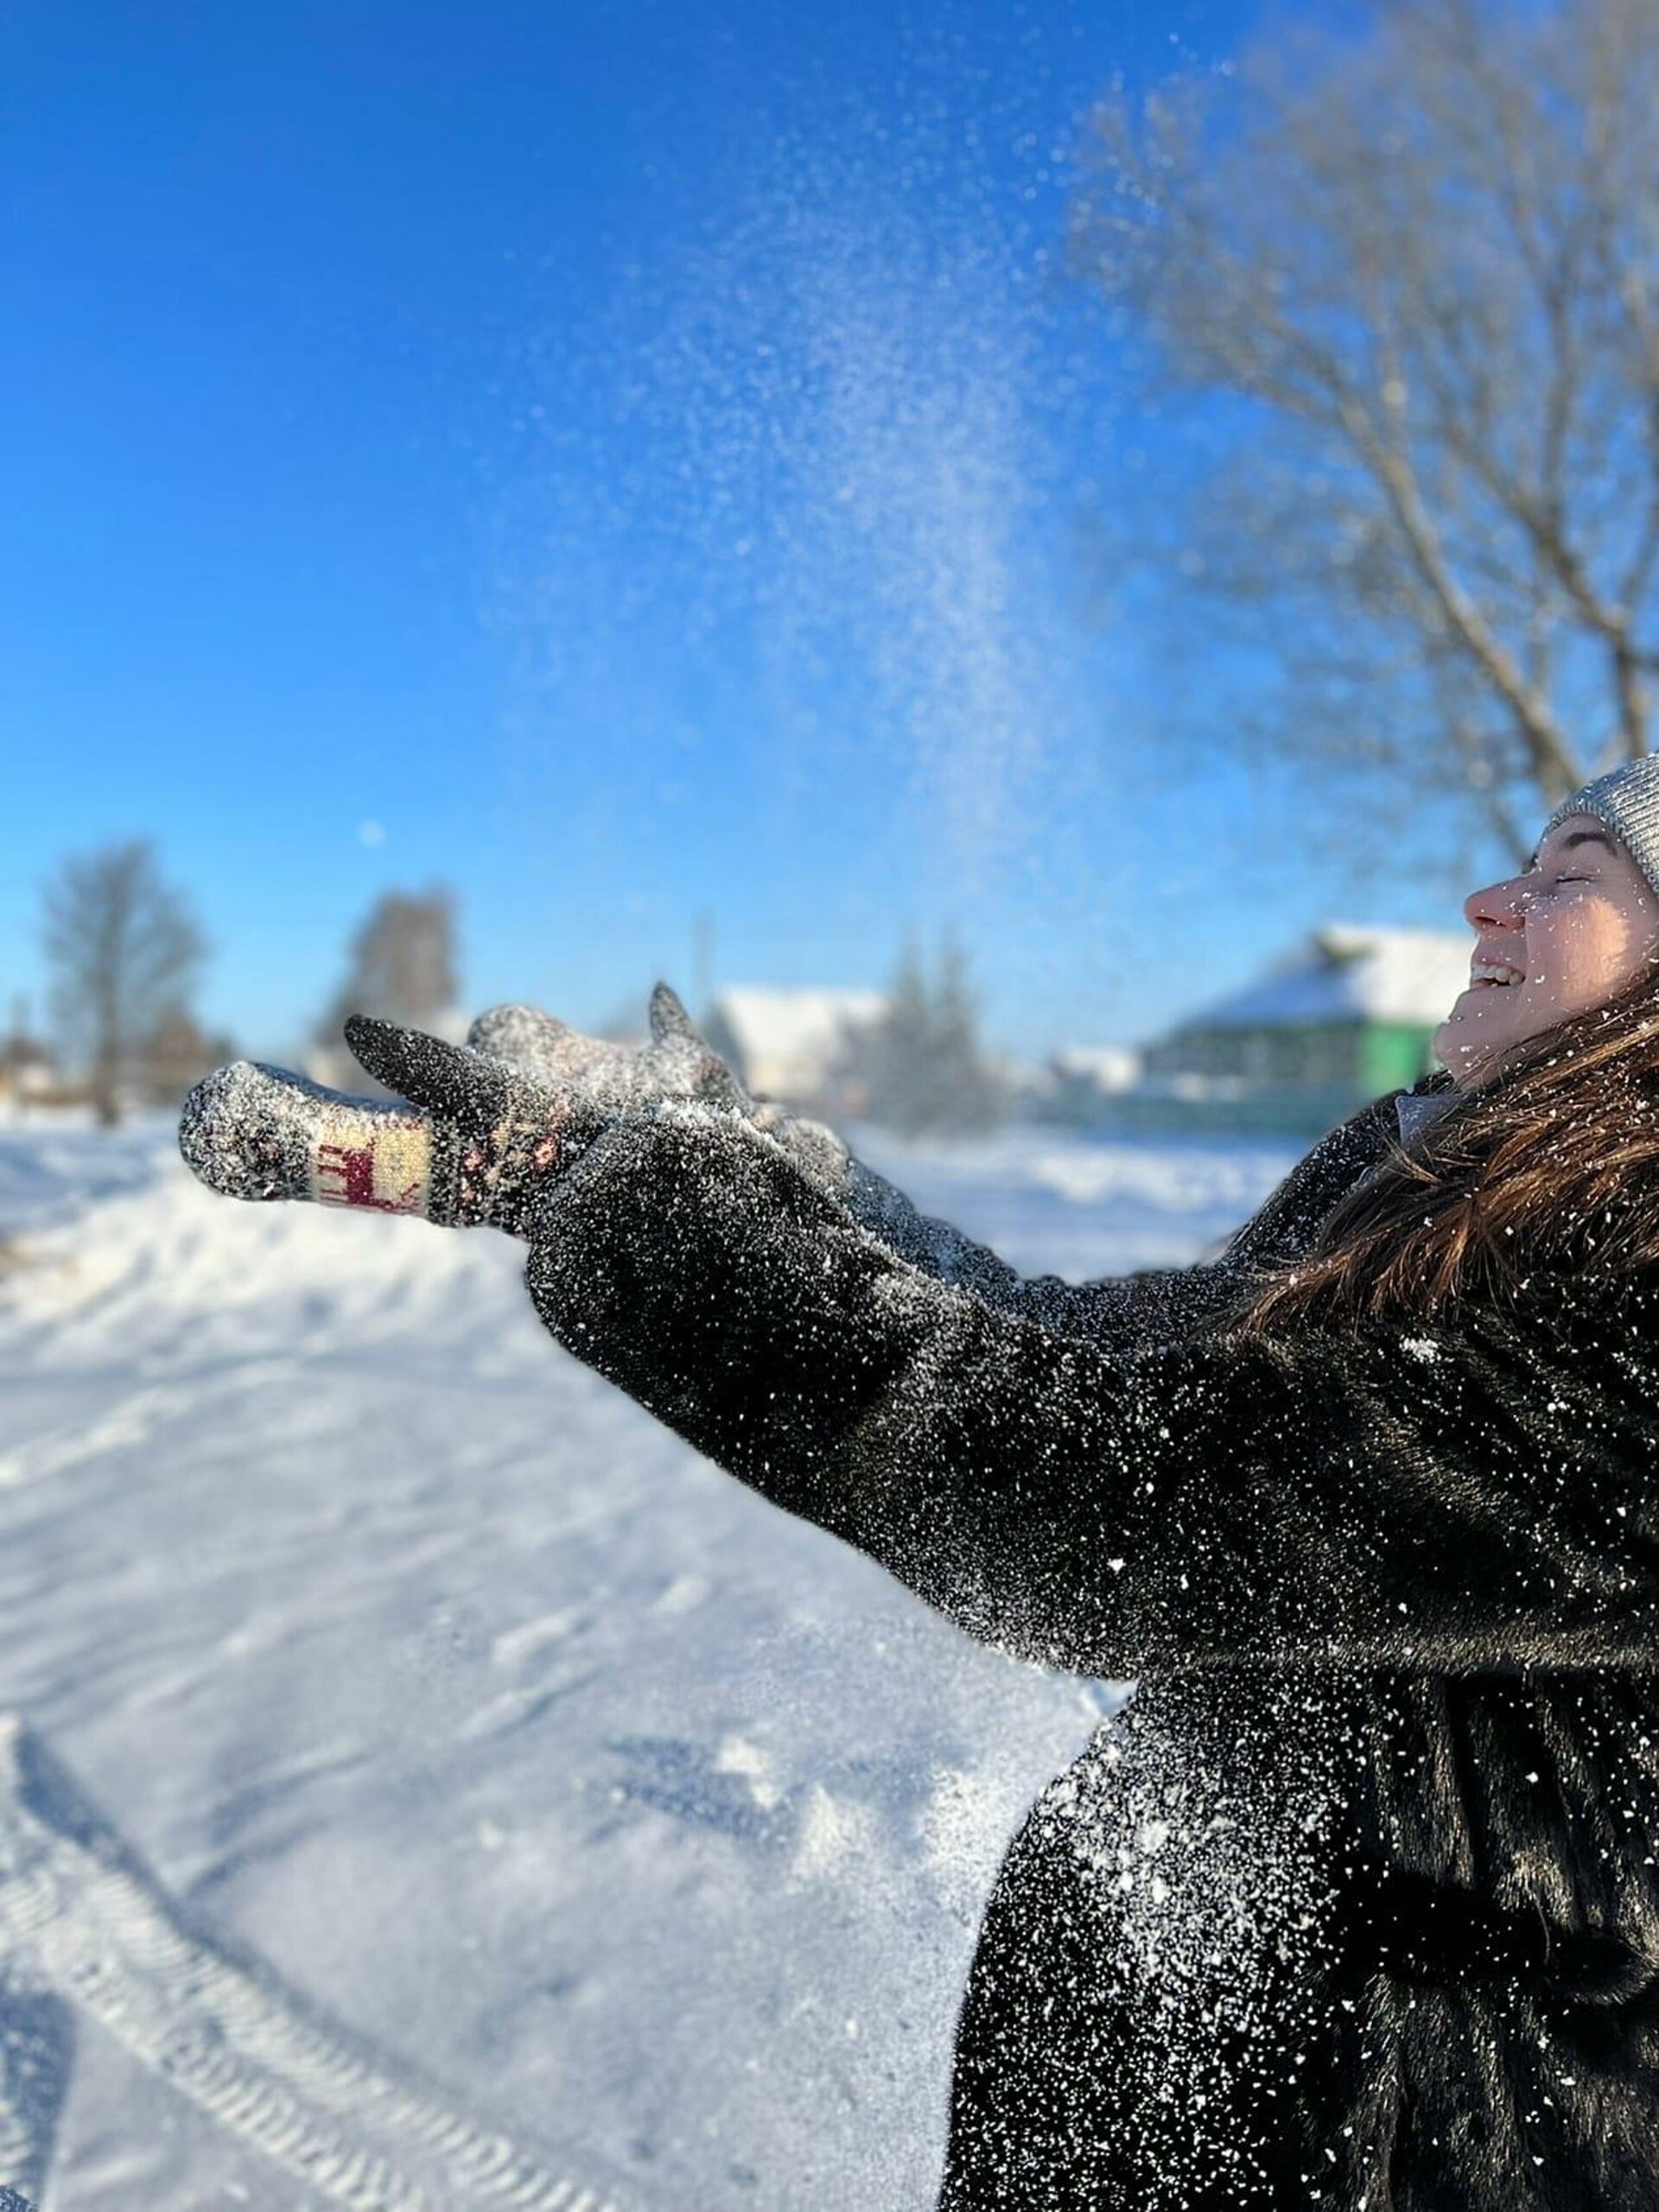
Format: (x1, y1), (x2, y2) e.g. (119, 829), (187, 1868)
(0, 1116), (1297, 2209)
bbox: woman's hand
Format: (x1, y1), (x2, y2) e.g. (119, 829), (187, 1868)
(346, 1014), (595, 1235)
(464, 984), (750, 1117)
(181, 983), (861, 1237)
(178, 985), (743, 1237)
(179, 1014), (595, 1236)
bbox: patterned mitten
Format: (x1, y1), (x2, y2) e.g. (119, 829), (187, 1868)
(179, 1017), (601, 1238)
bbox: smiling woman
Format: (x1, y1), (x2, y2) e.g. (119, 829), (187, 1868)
(1436, 765), (1659, 1094)
(181, 753), (1659, 2211)
(1219, 757), (1659, 1336)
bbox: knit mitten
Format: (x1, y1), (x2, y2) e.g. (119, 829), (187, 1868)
(179, 1017), (601, 1237)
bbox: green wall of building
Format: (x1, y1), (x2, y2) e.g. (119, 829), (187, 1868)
(1358, 1020), (1439, 1094)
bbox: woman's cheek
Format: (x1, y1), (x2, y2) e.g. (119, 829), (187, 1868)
(1541, 912), (1626, 1013)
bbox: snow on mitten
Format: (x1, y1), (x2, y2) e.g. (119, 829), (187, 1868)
(469, 984), (858, 1195)
(179, 1059), (451, 1219)
(180, 988), (988, 1285)
(554, 989), (1026, 1302)
(471, 987), (991, 1279)
(179, 1018), (600, 1238)
(614, 990), (1021, 1297)
(466, 983), (750, 1116)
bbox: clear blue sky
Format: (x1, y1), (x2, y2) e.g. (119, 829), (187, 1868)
(2, 0), (1456, 1064)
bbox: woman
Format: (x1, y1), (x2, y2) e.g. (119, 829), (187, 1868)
(184, 759), (1659, 2209)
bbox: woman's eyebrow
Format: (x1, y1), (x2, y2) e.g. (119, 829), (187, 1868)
(1527, 826), (1615, 868)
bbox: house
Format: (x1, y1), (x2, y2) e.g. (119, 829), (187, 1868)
(1127, 922), (1471, 1135)
(0, 1009), (61, 1114)
(702, 987), (885, 1114)
(1032, 1045), (1145, 1125)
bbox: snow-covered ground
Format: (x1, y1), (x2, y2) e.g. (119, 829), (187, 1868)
(0, 1113), (1301, 2211)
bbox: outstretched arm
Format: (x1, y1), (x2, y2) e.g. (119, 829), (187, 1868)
(183, 982), (1407, 1363)
(468, 992), (1243, 1349)
(470, 995), (1416, 1355)
(835, 1083), (1411, 1351)
(183, 1011), (1590, 1682)
(525, 1101), (1659, 1680)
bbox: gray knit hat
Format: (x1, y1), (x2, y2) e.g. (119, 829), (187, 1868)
(1537, 757), (1659, 897)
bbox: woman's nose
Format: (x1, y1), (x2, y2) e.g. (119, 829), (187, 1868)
(1464, 877), (1527, 932)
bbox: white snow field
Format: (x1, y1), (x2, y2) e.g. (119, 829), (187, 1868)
(0, 1113), (1301, 2211)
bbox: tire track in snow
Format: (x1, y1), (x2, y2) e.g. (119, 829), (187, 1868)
(0, 1719), (637, 2212)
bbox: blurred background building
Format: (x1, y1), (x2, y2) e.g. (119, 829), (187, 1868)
(1122, 925), (1468, 1135)
(703, 987), (886, 1119)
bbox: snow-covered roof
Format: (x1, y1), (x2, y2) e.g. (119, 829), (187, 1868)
(706, 986), (886, 1101)
(711, 986), (885, 1058)
(1171, 923), (1471, 1033)
(1050, 1046), (1142, 1090)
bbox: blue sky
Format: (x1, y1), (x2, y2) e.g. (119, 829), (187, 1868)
(2, 0), (1457, 1064)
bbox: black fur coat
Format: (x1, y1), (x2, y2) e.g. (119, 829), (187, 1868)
(525, 1080), (1659, 2210)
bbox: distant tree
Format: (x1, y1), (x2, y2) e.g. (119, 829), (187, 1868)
(1072, 0), (1659, 881)
(41, 841), (208, 1126)
(842, 937), (1008, 1138)
(316, 887), (461, 1081)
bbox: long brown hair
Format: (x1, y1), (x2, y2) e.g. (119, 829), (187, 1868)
(1221, 968), (1659, 1334)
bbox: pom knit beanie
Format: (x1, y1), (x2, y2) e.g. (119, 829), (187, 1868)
(1538, 757), (1659, 898)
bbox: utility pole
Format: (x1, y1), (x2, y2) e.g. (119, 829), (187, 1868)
(693, 911), (715, 1020)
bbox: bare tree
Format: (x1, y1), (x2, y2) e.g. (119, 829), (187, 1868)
(41, 842), (208, 1126)
(315, 888), (460, 1084)
(1071, 0), (1659, 881)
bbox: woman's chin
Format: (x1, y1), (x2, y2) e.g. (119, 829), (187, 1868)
(1433, 1007), (1509, 1086)
(1433, 1007), (1474, 1058)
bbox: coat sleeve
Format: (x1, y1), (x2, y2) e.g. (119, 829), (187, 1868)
(527, 1105), (1659, 1677)
(835, 1150), (1243, 1353)
(822, 1089), (1407, 1354)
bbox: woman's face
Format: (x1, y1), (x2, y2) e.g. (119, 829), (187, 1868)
(1434, 811), (1659, 1090)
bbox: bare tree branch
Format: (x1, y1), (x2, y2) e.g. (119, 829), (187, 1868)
(1071, 0), (1659, 850)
